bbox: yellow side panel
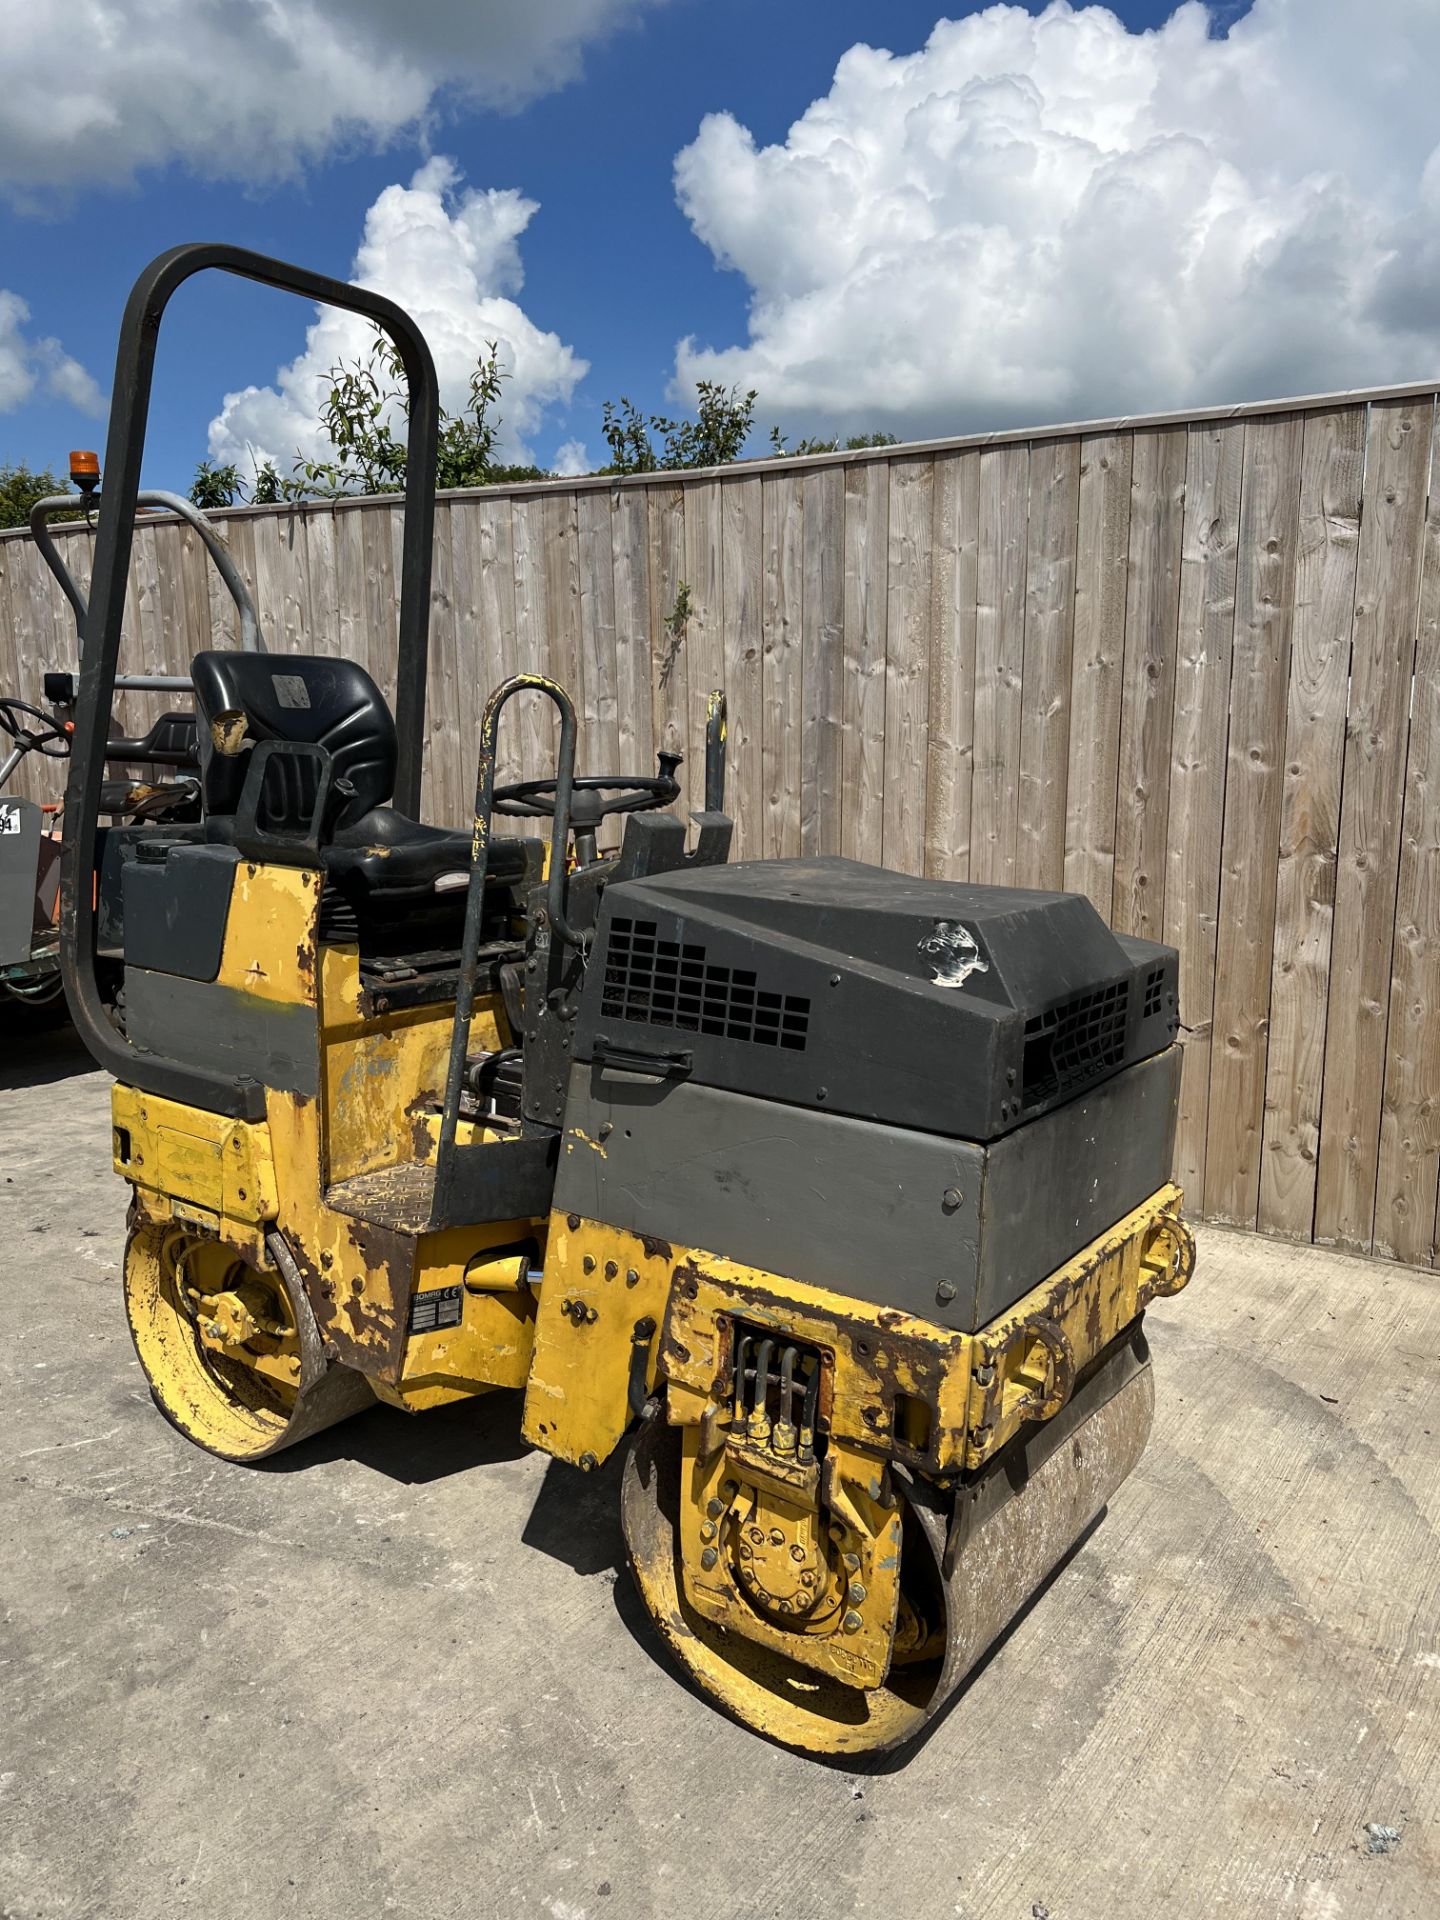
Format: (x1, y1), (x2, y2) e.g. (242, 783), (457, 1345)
(214, 862), (322, 1006)
(112, 1086), (279, 1228)
(321, 998), (505, 1186)
(521, 1214), (675, 1468)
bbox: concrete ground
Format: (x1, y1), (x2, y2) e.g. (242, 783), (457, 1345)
(2, 1026), (1437, 1920)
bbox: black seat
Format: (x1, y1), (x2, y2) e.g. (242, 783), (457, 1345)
(189, 651), (526, 905)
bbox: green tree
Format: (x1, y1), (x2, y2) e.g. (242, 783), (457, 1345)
(293, 328), (547, 497)
(0, 461), (83, 531)
(250, 461), (284, 505)
(768, 428), (900, 456)
(601, 382), (758, 475)
(190, 459), (242, 509)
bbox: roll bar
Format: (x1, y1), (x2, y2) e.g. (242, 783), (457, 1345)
(59, 242), (441, 1118)
(31, 489), (266, 653)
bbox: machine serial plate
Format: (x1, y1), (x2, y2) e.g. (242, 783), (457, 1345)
(409, 1285), (463, 1334)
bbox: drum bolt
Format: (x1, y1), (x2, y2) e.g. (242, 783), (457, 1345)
(700, 1547), (718, 1571)
(739, 1542), (752, 1560)
(842, 1611), (863, 1635)
(749, 1527), (765, 1545)
(848, 1581), (867, 1606)
(789, 1544), (806, 1562)
(843, 1551), (860, 1572)
(706, 1497), (723, 1519)
(625, 1269), (639, 1287)
(582, 1256), (596, 1275)
(604, 1261), (618, 1280)
(776, 1598), (791, 1613)
(769, 1528), (785, 1546)
(801, 1570), (817, 1588)
(700, 1522), (716, 1543)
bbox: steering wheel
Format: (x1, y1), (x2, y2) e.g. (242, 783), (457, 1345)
(0, 698), (70, 758)
(492, 754), (682, 823)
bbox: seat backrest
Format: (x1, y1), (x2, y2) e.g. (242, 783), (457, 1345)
(190, 651), (396, 827)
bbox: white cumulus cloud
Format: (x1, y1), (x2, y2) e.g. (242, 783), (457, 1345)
(209, 157), (587, 477)
(551, 438), (592, 476)
(0, 290), (106, 417)
(672, 0), (1440, 433)
(0, 0), (663, 197)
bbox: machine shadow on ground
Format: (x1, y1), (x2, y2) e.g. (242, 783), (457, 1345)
(262, 1386), (532, 1485)
(0, 1016), (97, 1091)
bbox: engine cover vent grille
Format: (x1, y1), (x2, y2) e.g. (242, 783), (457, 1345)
(1143, 964), (1166, 1019)
(1022, 980), (1129, 1105)
(600, 916), (810, 1050)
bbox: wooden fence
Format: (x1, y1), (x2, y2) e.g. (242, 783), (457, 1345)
(3, 381), (1439, 1271)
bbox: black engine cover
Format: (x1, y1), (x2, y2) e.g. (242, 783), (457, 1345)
(575, 857), (1179, 1142)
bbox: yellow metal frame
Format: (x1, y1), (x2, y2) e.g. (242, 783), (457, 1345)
(655, 1182), (1192, 1478)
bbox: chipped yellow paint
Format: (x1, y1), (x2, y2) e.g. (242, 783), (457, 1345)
(562, 1125), (609, 1159)
(520, 1214), (673, 1465)
(214, 862), (320, 1004)
(375, 1289), (536, 1410)
(677, 1422), (904, 1691)
(959, 1184), (1193, 1468)
(113, 1085), (279, 1232)
(123, 1222), (307, 1460)
(657, 1182), (1192, 1477)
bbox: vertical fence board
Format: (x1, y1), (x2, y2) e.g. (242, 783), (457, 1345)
(684, 479), (724, 824)
(1206, 415), (1306, 1226)
(1376, 404), (1440, 1264)
(511, 497), (550, 782)
(883, 457), (933, 874)
(612, 488), (654, 783)
(1317, 398), (1434, 1251)
(1063, 434), (1132, 917)
(464, 497), (519, 786)
(578, 489), (619, 787)
(973, 444), (1028, 885)
(647, 485), (688, 810)
(1018, 438), (1080, 891)
(800, 466), (844, 858)
(761, 472), (804, 858)
(1257, 408), (1364, 1238)
(924, 449), (979, 881)
(1165, 422), (1244, 1209)
(842, 462), (888, 864)
(543, 492), (583, 779)
(721, 475), (764, 857)
(1114, 427), (1186, 940)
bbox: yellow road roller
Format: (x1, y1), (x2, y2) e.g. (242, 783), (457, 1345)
(60, 245), (1193, 1755)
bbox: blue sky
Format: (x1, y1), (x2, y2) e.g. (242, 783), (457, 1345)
(2, 0), (1433, 493)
